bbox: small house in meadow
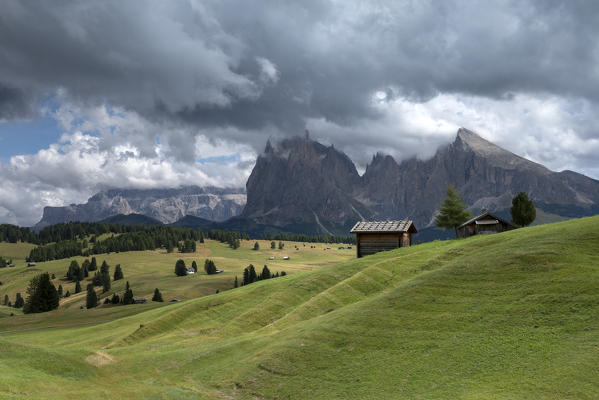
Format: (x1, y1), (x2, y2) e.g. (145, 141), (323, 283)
(456, 209), (515, 238)
(133, 297), (147, 304)
(350, 220), (418, 258)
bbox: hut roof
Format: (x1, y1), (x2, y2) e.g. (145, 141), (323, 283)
(458, 212), (512, 229)
(350, 220), (417, 233)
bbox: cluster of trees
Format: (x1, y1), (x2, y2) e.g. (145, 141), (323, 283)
(22, 273), (60, 314)
(266, 232), (356, 245)
(206, 229), (247, 249)
(178, 239), (197, 253)
(435, 186), (537, 236)
(204, 259), (218, 275)
(28, 240), (85, 262)
(89, 281), (138, 308)
(28, 225), (204, 262)
(0, 224), (37, 243)
(238, 264), (286, 287)
(3, 292), (24, 308)
(64, 258), (124, 298)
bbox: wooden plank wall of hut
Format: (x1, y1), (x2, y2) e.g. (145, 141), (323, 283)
(357, 233), (401, 257)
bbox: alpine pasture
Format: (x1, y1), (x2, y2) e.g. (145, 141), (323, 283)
(1, 217), (598, 399)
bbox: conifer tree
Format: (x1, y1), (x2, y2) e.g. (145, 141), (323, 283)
(122, 288), (134, 305)
(75, 280), (81, 294)
(204, 259), (217, 275)
(253, 242), (260, 250)
(89, 257), (97, 271)
(435, 185), (472, 237)
(86, 284), (98, 309)
(64, 290), (70, 297)
(51, 273), (55, 279)
(510, 192), (536, 227)
(111, 293), (120, 304)
(83, 265), (89, 278)
(191, 261), (198, 273)
(113, 264), (124, 281)
(14, 293), (24, 308)
(234, 275), (238, 288)
(271, 241), (276, 249)
(152, 288), (163, 302)
(261, 265), (271, 280)
(58, 284), (63, 297)
(175, 259), (187, 276)
(126, 281), (130, 291)
(23, 273), (59, 314)
(278, 241), (284, 250)
(3, 294), (8, 305)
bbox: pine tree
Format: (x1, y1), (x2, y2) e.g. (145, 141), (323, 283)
(102, 273), (111, 293)
(271, 241), (276, 249)
(191, 261), (198, 273)
(86, 284), (98, 309)
(253, 242), (260, 250)
(14, 293), (24, 308)
(3, 294), (8, 305)
(51, 273), (55, 279)
(278, 241), (284, 250)
(152, 288), (163, 302)
(261, 265), (271, 280)
(89, 257), (97, 271)
(83, 264), (89, 278)
(435, 185), (472, 237)
(243, 267), (250, 286)
(64, 290), (70, 297)
(23, 273), (59, 314)
(204, 259), (217, 275)
(175, 259), (187, 276)
(113, 264), (124, 281)
(234, 275), (238, 288)
(75, 280), (82, 294)
(122, 288), (134, 305)
(58, 284), (63, 297)
(111, 293), (120, 304)
(126, 281), (130, 291)
(510, 192), (536, 227)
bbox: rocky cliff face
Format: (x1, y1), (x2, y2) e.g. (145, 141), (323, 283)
(243, 128), (599, 233)
(34, 186), (246, 230)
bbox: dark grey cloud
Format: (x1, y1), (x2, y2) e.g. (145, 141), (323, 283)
(2, 1), (599, 134)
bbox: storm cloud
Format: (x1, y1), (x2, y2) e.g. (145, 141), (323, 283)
(1, 0), (599, 225)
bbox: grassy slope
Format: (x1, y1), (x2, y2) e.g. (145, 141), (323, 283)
(1, 217), (599, 399)
(0, 240), (352, 329)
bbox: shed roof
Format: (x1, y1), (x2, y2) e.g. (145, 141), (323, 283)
(458, 212), (511, 229)
(350, 220), (417, 233)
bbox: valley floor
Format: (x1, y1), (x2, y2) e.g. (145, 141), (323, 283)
(1, 217), (599, 399)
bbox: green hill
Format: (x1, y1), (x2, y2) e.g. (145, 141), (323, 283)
(1, 216), (598, 399)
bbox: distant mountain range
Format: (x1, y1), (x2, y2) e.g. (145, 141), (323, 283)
(34, 186), (246, 231)
(34, 128), (599, 239)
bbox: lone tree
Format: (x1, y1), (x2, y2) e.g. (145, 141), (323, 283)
(435, 185), (472, 237)
(253, 242), (260, 251)
(86, 284), (98, 309)
(113, 264), (124, 281)
(14, 292), (24, 308)
(191, 260), (198, 273)
(270, 241), (276, 249)
(175, 259), (187, 276)
(152, 288), (164, 302)
(23, 273), (59, 314)
(510, 192), (536, 227)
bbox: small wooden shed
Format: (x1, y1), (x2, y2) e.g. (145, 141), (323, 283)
(456, 210), (514, 238)
(350, 220), (418, 258)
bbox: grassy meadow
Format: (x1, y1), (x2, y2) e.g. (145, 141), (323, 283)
(1, 217), (599, 399)
(0, 239), (353, 329)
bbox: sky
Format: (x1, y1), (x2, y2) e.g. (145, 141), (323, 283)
(1, 0), (599, 226)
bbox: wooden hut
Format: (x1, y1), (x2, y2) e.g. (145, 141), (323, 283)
(350, 220), (417, 258)
(456, 209), (514, 238)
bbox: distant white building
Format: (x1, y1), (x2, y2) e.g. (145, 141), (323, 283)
(186, 267), (195, 275)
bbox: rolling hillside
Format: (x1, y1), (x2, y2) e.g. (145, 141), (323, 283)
(1, 216), (599, 399)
